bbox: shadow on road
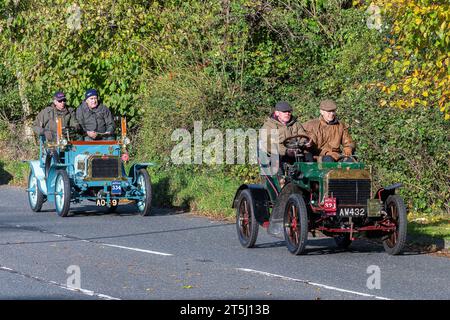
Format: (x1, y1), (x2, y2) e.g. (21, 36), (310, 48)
(0, 161), (13, 185)
(68, 203), (187, 217)
(254, 237), (429, 256)
(0, 221), (234, 246)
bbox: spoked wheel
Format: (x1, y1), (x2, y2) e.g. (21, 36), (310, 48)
(236, 189), (259, 248)
(135, 169), (152, 216)
(28, 170), (44, 212)
(54, 170), (71, 217)
(334, 234), (352, 249)
(284, 193), (308, 255)
(383, 195), (407, 255)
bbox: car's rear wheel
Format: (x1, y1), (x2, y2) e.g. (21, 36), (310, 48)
(236, 189), (259, 248)
(383, 195), (407, 255)
(135, 169), (152, 216)
(55, 170), (71, 217)
(284, 193), (308, 255)
(28, 170), (44, 212)
(334, 234), (352, 249)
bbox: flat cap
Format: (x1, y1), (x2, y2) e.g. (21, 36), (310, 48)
(275, 101), (293, 112)
(320, 99), (337, 111)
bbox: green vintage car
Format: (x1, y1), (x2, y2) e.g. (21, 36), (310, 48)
(232, 134), (407, 255)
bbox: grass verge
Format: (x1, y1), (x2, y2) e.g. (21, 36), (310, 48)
(0, 159), (29, 187)
(150, 167), (240, 219)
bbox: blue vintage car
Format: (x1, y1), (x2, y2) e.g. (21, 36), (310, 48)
(26, 117), (153, 217)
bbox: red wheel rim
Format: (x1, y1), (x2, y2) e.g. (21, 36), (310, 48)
(287, 203), (299, 245)
(386, 202), (399, 248)
(239, 199), (251, 239)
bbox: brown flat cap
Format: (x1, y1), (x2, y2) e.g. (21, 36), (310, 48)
(320, 99), (337, 111)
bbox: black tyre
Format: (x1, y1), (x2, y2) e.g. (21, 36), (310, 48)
(28, 170), (44, 212)
(54, 170), (71, 217)
(284, 193), (308, 255)
(236, 189), (259, 248)
(334, 234), (352, 249)
(135, 169), (152, 216)
(383, 195), (407, 255)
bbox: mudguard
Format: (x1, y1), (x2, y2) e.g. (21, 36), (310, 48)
(232, 184), (270, 225)
(375, 183), (403, 203)
(27, 160), (47, 195)
(267, 183), (303, 238)
(128, 162), (156, 184)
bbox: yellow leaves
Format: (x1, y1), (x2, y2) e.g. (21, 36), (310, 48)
(377, 0), (449, 121)
(403, 84), (411, 94)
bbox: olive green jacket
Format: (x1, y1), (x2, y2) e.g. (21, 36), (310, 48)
(33, 104), (79, 141)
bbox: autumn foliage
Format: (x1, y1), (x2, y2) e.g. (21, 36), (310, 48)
(372, 0), (450, 119)
(0, 1), (448, 214)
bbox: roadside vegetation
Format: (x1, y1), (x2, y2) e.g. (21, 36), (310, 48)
(0, 1), (448, 239)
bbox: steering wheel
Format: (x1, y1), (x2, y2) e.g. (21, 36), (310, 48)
(62, 126), (81, 141)
(336, 154), (359, 162)
(282, 134), (312, 150)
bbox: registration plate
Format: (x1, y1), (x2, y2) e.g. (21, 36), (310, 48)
(96, 199), (119, 206)
(111, 181), (122, 195)
(338, 207), (366, 217)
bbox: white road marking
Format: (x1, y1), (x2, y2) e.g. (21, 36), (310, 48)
(0, 266), (120, 300)
(100, 243), (173, 256)
(237, 268), (391, 300)
(3, 224), (174, 257)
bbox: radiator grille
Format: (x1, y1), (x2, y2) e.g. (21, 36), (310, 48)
(91, 157), (119, 179)
(328, 179), (371, 205)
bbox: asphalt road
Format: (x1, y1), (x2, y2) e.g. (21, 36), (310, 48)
(0, 185), (449, 300)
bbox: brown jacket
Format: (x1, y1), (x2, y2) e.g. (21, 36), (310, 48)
(260, 115), (308, 156)
(303, 116), (355, 160)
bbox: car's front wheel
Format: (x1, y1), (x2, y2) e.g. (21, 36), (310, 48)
(54, 170), (71, 217)
(284, 193), (308, 255)
(383, 195), (407, 255)
(135, 169), (152, 216)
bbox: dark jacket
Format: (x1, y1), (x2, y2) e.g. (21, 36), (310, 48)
(261, 114), (308, 156)
(303, 116), (355, 160)
(76, 101), (115, 136)
(33, 104), (79, 141)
